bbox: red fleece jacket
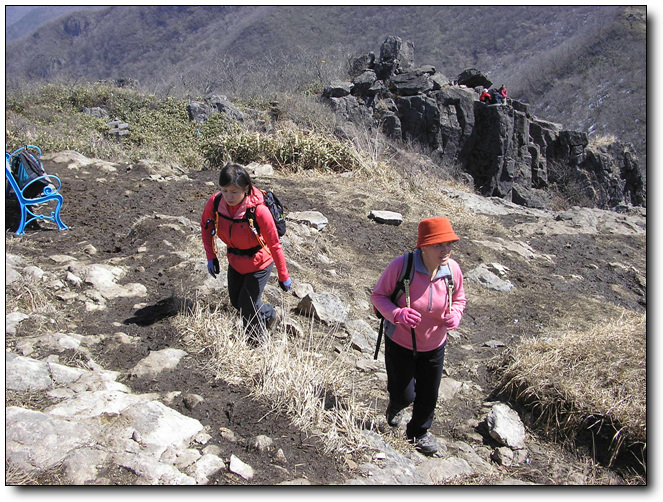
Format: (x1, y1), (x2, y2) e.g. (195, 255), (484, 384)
(200, 186), (289, 282)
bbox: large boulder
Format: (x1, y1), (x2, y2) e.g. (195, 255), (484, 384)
(374, 36), (415, 80)
(207, 95), (246, 121)
(456, 68), (492, 89)
(321, 36), (646, 210)
(387, 70), (434, 96)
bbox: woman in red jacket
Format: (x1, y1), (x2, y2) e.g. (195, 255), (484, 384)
(201, 163), (290, 345)
(498, 84), (507, 104)
(480, 88), (492, 103)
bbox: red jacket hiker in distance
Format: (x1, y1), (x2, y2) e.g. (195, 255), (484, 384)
(200, 186), (289, 283)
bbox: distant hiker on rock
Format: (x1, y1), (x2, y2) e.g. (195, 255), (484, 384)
(480, 88), (492, 103)
(496, 84), (507, 104)
(371, 217), (466, 456)
(489, 88), (501, 105)
(201, 162), (291, 346)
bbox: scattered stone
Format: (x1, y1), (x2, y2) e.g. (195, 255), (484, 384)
(486, 403), (526, 450)
(23, 265), (45, 280)
(6, 352), (54, 391)
(287, 211), (328, 230)
(284, 317), (305, 338)
(296, 291), (349, 325)
(292, 282), (314, 299)
(466, 264), (515, 292)
(437, 377), (465, 401)
(368, 210), (403, 225)
(229, 454), (254, 480)
(49, 254), (78, 264)
(245, 162), (274, 177)
(68, 262), (148, 299)
(250, 435), (274, 452)
(129, 348), (188, 380)
(492, 446), (514, 466)
(345, 431), (429, 485)
(274, 448), (288, 464)
(279, 478), (312, 485)
(345, 319), (378, 354)
(173, 448), (201, 469)
(83, 244), (98, 255)
(189, 454), (226, 484)
(183, 393), (205, 411)
(418, 456), (474, 484)
(219, 427), (240, 443)
(6, 312), (29, 336)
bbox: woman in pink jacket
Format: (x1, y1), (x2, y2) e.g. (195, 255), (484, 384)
(201, 163), (290, 345)
(371, 217), (466, 456)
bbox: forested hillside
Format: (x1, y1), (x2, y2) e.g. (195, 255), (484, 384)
(5, 5), (646, 167)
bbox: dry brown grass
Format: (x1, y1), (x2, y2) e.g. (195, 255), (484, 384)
(173, 300), (375, 457)
(5, 265), (68, 340)
(493, 309), (646, 472)
(589, 134), (618, 149)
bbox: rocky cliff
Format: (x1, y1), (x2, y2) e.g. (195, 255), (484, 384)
(323, 36), (645, 210)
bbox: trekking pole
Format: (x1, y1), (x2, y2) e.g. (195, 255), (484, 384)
(447, 279), (453, 314)
(404, 279), (417, 357)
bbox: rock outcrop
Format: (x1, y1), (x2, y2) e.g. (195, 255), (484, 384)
(322, 36), (645, 210)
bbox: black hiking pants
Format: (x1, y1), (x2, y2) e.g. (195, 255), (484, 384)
(384, 335), (446, 439)
(227, 262), (276, 339)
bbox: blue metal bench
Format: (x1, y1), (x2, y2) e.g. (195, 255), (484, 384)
(5, 145), (68, 235)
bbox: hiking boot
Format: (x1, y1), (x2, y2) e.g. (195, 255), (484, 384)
(408, 432), (439, 456)
(385, 403), (406, 427)
(266, 307), (284, 331)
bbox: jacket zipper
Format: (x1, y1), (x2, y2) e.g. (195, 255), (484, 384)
(428, 279), (434, 313)
(427, 276), (450, 313)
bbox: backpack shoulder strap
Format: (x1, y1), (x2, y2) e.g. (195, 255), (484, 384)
(403, 251), (415, 283)
(390, 252), (414, 304)
(214, 193), (254, 225)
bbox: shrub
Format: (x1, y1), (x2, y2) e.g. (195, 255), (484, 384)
(207, 125), (361, 172)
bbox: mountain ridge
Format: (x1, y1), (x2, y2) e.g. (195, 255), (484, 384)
(4, 5), (646, 166)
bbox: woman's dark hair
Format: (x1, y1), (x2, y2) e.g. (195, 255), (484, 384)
(219, 162), (252, 191)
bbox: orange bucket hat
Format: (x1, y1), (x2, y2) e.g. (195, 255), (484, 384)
(416, 217), (460, 248)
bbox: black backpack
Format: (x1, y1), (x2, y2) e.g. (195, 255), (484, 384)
(256, 188), (286, 237)
(215, 188), (286, 236)
(10, 150), (49, 199)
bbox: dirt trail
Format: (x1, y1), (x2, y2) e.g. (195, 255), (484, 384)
(5, 155), (645, 484)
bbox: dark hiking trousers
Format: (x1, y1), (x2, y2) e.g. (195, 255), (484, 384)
(384, 335), (446, 439)
(227, 262), (276, 337)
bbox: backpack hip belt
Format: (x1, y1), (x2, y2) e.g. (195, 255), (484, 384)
(226, 245), (262, 256)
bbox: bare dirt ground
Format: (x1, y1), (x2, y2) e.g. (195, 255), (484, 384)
(5, 155), (646, 485)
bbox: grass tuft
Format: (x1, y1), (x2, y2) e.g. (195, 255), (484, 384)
(491, 309), (646, 473)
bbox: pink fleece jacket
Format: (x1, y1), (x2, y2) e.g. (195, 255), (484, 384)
(371, 250), (466, 352)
